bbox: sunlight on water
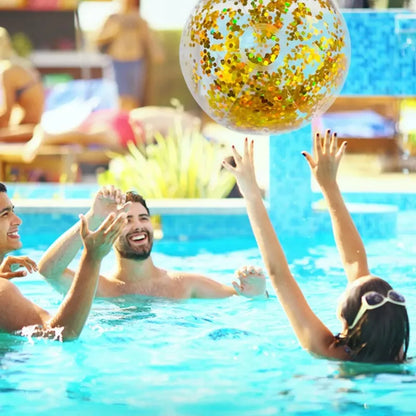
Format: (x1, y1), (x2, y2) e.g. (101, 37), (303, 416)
(1, 230), (416, 415)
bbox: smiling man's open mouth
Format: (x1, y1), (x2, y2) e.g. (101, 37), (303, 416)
(129, 232), (147, 243)
(7, 230), (20, 239)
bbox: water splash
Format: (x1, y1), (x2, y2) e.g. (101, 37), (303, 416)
(16, 325), (64, 343)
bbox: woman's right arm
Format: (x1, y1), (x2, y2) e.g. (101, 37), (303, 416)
(302, 131), (370, 282)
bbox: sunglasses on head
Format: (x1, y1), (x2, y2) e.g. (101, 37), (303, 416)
(349, 290), (406, 330)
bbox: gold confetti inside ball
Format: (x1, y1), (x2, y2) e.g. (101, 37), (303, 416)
(180, 0), (351, 134)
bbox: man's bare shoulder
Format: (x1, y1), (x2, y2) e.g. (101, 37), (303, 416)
(0, 280), (20, 331)
(166, 271), (222, 290)
(0, 279), (19, 296)
(0, 279), (48, 332)
(166, 270), (235, 299)
(95, 273), (124, 297)
(167, 270), (210, 282)
(0, 279), (39, 308)
(96, 271), (192, 299)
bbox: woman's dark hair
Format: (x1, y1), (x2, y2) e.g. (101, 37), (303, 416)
(125, 190), (149, 214)
(0, 183), (7, 193)
(338, 277), (409, 363)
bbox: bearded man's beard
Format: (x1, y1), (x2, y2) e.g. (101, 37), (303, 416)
(114, 230), (153, 260)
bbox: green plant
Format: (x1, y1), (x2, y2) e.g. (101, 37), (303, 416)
(97, 125), (236, 199)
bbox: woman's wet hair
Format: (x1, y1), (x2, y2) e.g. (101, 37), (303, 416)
(125, 190), (149, 214)
(338, 277), (409, 363)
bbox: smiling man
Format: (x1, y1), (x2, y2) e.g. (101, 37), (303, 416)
(0, 184), (35, 279)
(0, 182), (126, 339)
(39, 186), (267, 299)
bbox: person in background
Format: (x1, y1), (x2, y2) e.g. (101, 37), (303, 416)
(38, 186), (268, 300)
(223, 131), (409, 363)
(96, 0), (164, 110)
(21, 108), (144, 162)
(0, 27), (45, 135)
(21, 105), (201, 162)
(0, 182), (127, 340)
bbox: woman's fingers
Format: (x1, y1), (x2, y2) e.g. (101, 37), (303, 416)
(329, 131), (337, 154)
(313, 132), (321, 157)
(323, 129), (331, 154)
(336, 140), (347, 159)
(231, 145), (242, 162)
(301, 151), (316, 169)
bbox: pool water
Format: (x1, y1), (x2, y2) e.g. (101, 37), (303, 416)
(1, 213), (416, 415)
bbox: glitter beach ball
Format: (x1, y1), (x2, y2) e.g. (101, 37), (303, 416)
(180, 0), (351, 134)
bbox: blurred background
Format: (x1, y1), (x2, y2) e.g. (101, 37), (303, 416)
(2, 0), (416, 196)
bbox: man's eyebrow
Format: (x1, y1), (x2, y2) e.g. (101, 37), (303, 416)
(0, 206), (13, 215)
(126, 213), (149, 217)
(126, 213), (150, 219)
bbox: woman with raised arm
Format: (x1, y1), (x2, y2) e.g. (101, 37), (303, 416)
(223, 132), (409, 363)
(0, 27), (44, 130)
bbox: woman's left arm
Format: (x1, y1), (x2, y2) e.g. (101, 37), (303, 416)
(223, 139), (344, 359)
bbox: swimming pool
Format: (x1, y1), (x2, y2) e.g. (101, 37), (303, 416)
(1, 209), (416, 415)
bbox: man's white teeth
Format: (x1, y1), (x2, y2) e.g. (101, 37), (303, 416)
(131, 235), (145, 241)
(8, 231), (18, 236)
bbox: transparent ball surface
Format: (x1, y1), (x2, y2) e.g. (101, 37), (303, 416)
(180, 0), (351, 134)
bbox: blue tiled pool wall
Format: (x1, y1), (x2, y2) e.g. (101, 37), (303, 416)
(269, 10), (416, 239)
(8, 183), (97, 200)
(341, 10), (416, 95)
(19, 213), (81, 251)
(268, 126), (314, 236)
(267, 126), (399, 240)
(159, 214), (255, 241)
(18, 212), (257, 246)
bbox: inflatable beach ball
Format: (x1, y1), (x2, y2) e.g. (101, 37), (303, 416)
(180, 0), (350, 134)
